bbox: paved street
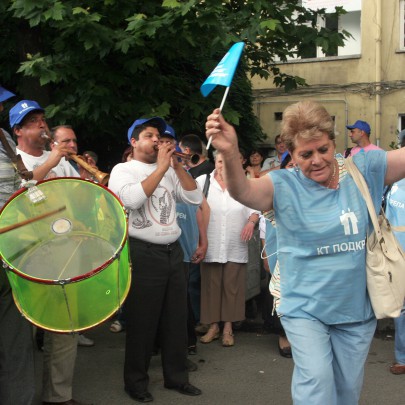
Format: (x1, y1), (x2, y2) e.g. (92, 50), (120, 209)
(32, 320), (404, 405)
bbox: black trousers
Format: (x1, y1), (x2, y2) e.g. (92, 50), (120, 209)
(183, 262), (197, 347)
(124, 238), (188, 392)
(0, 270), (35, 405)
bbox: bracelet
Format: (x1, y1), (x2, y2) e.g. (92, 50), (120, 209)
(248, 220), (256, 225)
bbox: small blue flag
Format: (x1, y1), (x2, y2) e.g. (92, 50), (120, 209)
(200, 42), (245, 97)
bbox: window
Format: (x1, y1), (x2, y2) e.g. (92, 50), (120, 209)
(290, 2), (361, 60)
(312, 11), (361, 58)
(398, 114), (405, 133)
(400, 0), (405, 50)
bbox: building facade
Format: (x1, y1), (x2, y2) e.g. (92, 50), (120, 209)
(252, 0), (405, 154)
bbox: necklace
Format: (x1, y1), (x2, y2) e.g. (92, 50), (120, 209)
(326, 160), (337, 188)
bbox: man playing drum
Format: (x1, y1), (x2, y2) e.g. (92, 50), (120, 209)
(109, 117), (203, 403)
(0, 86), (36, 405)
(9, 99), (89, 405)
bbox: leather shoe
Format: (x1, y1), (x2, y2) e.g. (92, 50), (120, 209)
(188, 344), (197, 355)
(278, 335), (292, 358)
(164, 382), (202, 396)
(390, 363), (405, 375)
(125, 388), (154, 403)
(278, 343), (292, 358)
(43, 400), (91, 405)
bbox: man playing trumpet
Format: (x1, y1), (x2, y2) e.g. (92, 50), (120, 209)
(108, 117), (203, 402)
(11, 101), (79, 180)
(48, 125), (107, 184)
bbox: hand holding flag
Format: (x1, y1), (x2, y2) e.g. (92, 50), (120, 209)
(200, 42), (245, 149)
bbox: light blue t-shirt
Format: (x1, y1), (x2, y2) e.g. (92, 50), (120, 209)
(176, 203), (199, 262)
(263, 211), (277, 274)
(386, 178), (405, 249)
(269, 151), (386, 324)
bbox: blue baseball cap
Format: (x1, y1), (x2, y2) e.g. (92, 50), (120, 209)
(9, 100), (45, 128)
(0, 86), (15, 103)
(346, 120), (371, 135)
(163, 124), (176, 139)
(127, 117), (166, 142)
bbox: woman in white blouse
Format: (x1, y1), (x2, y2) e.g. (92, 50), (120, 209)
(196, 151), (259, 347)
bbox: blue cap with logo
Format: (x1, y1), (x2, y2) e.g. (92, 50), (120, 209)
(0, 86), (15, 103)
(163, 124), (176, 139)
(9, 100), (45, 128)
(127, 117), (166, 142)
(346, 120), (371, 135)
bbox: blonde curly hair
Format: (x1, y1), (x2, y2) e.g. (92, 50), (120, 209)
(280, 100), (335, 152)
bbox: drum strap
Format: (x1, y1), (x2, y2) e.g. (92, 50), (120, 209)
(0, 129), (33, 180)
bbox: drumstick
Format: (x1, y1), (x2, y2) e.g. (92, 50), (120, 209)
(0, 206), (66, 235)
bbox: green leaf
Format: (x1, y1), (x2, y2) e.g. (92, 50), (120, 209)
(259, 19), (280, 31)
(162, 0), (181, 8)
(72, 7), (89, 15)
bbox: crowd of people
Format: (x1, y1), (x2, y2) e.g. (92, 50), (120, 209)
(1, 83), (404, 405)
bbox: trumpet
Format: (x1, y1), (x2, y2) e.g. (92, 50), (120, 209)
(70, 154), (110, 185)
(153, 145), (199, 165)
(41, 133), (110, 185)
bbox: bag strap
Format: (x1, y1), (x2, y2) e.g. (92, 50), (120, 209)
(346, 157), (405, 233)
(0, 129), (33, 181)
(202, 174), (210, 198)
(345, 157), (405, 254)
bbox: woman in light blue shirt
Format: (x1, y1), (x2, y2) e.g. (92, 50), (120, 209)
(205, 100), (405, 405)
(385, 134), (405, 375)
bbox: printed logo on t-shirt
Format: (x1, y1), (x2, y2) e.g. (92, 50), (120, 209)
(340, 209), (359, 235)
(148, 185), (176, 226)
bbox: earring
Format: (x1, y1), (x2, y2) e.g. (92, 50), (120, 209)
(294, 164), (299, 172)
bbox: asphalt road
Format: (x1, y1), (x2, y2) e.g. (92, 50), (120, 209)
(32, 320), (404, 405)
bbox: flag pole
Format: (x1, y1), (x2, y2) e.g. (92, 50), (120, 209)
(206, 86), (230, 150)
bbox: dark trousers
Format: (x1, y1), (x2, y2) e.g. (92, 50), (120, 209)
(188, 263), (201, 323)
(124, 238), (189, 392)
(0, 270), (35, 405)
(183, 263), (197, 347)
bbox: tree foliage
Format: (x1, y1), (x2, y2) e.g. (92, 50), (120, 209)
(0, 0), (348, 168)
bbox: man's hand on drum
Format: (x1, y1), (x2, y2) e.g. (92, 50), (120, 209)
(205, 108), (239, 153)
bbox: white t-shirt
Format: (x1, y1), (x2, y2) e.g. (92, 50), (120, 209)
(16, 148), (80, 178)
(196, 171), (258, 263)
(108, 160), (202, 244)
(262, 155), (281, 171)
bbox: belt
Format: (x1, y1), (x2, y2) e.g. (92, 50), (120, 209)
(129, 237), (179, 251)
